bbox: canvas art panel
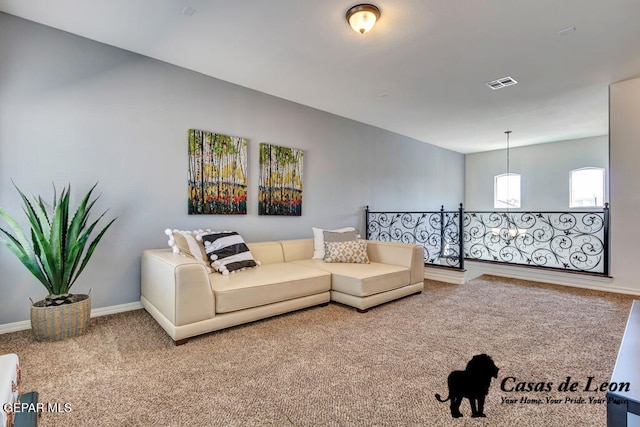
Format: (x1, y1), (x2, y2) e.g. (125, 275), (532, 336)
(188, 129), (248, 214)
(259, 143), (303, 216)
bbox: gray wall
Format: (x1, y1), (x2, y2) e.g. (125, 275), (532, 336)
(0, 13), (464, 324)
(464, 136), (608, 210)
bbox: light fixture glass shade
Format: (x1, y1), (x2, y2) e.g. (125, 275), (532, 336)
(346, 4), (380, 34)
(491, 227), (527, 238)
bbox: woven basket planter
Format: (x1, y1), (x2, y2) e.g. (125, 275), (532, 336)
(30, 294), (91, 341)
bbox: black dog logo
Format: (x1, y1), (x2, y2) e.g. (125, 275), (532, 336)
(435, 353), (499, 418)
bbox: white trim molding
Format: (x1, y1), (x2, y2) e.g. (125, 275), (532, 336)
(424, 266), (466, 285)
(0, 301), (143, 335)
(425, 261), (640, 296)
(91, 301), (143, 318)
(464, 261), (640, 296)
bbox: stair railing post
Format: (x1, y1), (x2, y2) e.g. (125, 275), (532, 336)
(459, 203), (465, 271)
(365, 205), (370, 240)
(439, 205), (445, 258)
(604, 202), (610, 276)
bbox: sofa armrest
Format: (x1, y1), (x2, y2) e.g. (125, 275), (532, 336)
(365, 241), (424, 285)
(141, 249), (215, 326)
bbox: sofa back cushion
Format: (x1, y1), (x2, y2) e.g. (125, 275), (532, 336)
(281, 239), (314, 262)
(246, 241), (285, 265)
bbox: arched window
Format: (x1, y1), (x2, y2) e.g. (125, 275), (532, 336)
(494, 173), (521, 208)
(570, 167), (605, 207)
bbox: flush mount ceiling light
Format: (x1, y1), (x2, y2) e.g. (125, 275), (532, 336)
(346, 4), (380, 34)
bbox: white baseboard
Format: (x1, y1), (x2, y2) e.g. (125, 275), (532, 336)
(0, 320), (31, 334)
(0, 301), (144, 335)
(91, 301), (143, 318)
(464, 261), (640, 296)
(424, 261), (640, 296)
(424, 266), (466, 285)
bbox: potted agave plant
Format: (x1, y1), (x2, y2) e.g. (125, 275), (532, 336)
(0, 183), (115, 341)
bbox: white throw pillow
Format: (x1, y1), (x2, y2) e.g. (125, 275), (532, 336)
(165, 229), (214, 272)
(312, 226), (357, 259)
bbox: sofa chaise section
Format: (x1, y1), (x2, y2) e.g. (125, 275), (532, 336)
(282, 239), (424, 312)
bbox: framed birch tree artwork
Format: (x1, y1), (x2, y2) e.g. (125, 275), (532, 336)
(259, 143), (303, 216)
(188, 129), (248, 214)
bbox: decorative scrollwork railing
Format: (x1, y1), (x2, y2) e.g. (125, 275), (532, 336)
(366, 205), (465, 270)
(365, 204), (610, 276)
(463, 206), (609, 275)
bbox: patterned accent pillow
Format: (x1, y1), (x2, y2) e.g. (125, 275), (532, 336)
(165, 229), (212, 272)
(312, 226), (357, 259)
(201, 231), (258, 275)
(323, 240), (370, 264)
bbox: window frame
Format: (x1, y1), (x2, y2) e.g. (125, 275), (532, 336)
(569, 167), (605, 208)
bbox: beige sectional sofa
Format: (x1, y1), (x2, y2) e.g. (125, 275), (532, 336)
(141, 238), (424, 345)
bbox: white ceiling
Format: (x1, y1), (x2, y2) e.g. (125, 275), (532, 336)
(2, 0), (640, 153)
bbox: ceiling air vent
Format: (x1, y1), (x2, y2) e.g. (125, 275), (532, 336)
(486, 76), (518, 90)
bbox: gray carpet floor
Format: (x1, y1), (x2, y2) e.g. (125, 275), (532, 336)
(0, 275), (635, 426)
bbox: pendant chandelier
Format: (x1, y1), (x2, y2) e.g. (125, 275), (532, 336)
(494, 131), (526, 242)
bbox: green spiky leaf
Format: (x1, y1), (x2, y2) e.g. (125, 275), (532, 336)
(0, 182), (116, 296)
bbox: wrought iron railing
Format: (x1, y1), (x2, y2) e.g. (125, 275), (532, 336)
(463, 205), (609, 275)
(365, 204), (610, 276)
(365, 205), (465, 270)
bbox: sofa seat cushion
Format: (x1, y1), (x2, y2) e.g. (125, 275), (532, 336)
(210, 263), (331, 313)
(291, 259), (410, 297)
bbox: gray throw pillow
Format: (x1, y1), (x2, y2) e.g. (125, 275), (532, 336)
(323, 230), (358, 242)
